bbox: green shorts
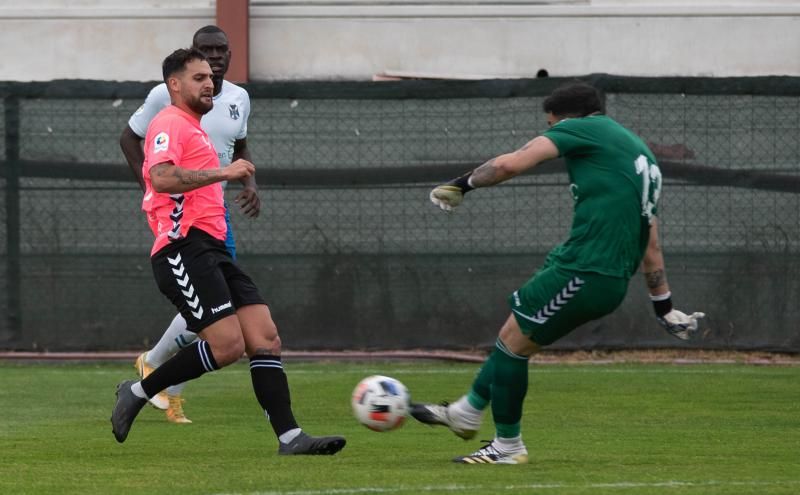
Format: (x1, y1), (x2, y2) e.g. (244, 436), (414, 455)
(508, 263), (629, 346)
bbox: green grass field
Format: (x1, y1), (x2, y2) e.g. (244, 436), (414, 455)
(1, 360), (799, 495)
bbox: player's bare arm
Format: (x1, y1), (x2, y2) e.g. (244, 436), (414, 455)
(150, 159), (255, 194)
(232, 138), (261, 218)
(641, 218), (670, 297)
(430, 135), (559, 211)
(641, 217), (705, 340)
(120, 125), (147, 192)
(470, 136), (559, 188)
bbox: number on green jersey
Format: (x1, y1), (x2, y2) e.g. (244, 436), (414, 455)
(634, 155), (662, 222)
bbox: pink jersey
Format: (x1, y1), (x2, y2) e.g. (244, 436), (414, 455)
(142, 105), (227, 256)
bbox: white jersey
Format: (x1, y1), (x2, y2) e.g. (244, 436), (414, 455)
(128, 80), (250, 168)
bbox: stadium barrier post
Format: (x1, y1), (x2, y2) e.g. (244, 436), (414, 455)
(4, 96), (21, 345)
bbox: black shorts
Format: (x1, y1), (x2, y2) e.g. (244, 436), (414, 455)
(151, 228), (266, 334)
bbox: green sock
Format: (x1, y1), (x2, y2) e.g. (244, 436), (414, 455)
(491, 339), (529, 439)
(466, 350), (497, 410)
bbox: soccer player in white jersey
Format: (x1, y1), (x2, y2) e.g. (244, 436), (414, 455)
(119, 25), (260, 423)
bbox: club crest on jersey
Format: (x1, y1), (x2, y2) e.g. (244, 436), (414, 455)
(154, 132), (169, 153)
(570, 183), (580, 201)
(229, 104), (240, 120)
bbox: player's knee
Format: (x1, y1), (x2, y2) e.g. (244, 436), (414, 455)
(499, 316), (540, 357)
(259, 319), (281, 352)
(246, 334), (281, 357)
(270, 334), (282, 354)
(210, 334), (246, 366)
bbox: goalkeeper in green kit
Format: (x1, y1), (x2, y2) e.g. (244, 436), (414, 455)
(411, 81), (705, 465)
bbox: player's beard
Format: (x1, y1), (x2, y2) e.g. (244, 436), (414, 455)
(188, 94), (213, 115)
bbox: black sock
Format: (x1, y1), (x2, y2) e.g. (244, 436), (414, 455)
(141, 340), (218, 398)
(249, 355), (299, 438)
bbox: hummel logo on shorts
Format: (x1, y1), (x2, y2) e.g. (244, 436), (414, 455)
(211, 301), (233, 314)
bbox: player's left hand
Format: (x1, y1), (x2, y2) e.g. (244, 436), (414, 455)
(430, 185), (466, 212)
(430, 173), (475, 212)
(235, 186), (261, 218)
(657, 309), (705, 341)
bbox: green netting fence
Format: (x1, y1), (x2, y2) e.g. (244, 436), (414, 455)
(1, 75), (799, 352)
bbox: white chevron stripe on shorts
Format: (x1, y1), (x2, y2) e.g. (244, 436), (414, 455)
(167, 253), (203, 320)
(512, 276), (585, 325)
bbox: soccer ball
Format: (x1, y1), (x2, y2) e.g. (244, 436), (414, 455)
(351, 375), (410, 432)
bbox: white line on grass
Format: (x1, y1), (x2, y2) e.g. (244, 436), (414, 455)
(211, 479), (800, 495)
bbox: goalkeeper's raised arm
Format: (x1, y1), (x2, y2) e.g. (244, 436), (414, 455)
(429, 135), (559, 211)
(642, 218), (705, 340)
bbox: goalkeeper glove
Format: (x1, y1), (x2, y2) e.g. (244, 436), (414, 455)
(430, 173), (474, 212)
(651, 291), (705, 341)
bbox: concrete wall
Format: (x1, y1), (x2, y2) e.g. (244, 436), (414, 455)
(0, 1), (214, 82)
(0, 1), (798, 81)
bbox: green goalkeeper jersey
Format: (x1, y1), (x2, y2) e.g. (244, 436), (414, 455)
(542, 114), (662, 279)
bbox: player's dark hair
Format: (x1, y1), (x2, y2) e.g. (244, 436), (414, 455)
(162, 47), (208, 83)
(192, 25), (227, 46)
(542, 81), (605, 118)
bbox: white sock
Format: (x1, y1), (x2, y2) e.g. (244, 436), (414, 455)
(278, 428), (302, 444)
(131, 381), (148, 399)
(146, 314), (196, 367)
(166, 382), (186, 396)
(495, 435), (526, 454)
(452, 396), (483, 418)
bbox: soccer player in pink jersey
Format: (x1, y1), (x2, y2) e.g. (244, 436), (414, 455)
(121, 26), (258, 423)
(110, 47), (346, 456)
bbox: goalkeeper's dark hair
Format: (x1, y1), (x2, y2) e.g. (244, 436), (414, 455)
(542, 81), (605, 118)
(162, 47), (208, 83)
